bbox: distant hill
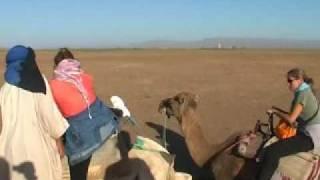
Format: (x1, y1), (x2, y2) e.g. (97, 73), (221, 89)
(129, 38), (320, 49)
(1, 38), (320, 49)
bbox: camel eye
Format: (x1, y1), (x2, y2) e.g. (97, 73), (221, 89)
(165, 104), (171, 110)
(163, 101), (171, 108)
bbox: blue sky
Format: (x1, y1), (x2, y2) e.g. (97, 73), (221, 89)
(0, 0), (319, 48)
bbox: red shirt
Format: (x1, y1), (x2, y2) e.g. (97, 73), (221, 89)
(50, 73), (97, 117)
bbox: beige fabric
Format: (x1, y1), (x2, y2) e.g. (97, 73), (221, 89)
(265, 137), (320, 180)
(63, 134), (192, 180)
(128, 136), (176, 180)
(0, 77), (69, 180)
(174, 172), (192, 180)
(275, 153), (320, 180)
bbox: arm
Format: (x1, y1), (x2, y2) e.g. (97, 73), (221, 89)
(56, 137), (65, 159)
(40, 78), (69, 139)
(271, 106), (289, 114)
(271, 104), (303, 125)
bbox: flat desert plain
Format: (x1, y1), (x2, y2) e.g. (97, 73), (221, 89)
(1, 49), (319, 177)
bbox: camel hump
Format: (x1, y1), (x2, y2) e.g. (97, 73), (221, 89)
(62, 134), (121, 179)
(175, 172), (192, 180)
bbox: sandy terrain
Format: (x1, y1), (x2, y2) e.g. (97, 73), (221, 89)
(1, 48), (319, 178)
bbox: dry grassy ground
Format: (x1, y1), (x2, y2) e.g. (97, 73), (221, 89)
(1, 49), (320, 178)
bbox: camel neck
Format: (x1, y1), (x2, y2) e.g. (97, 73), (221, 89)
(180, 110), (213, 167)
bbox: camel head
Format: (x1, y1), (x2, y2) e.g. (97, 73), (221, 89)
(158, 92), (199, 122)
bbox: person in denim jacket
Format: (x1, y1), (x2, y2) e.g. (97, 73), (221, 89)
(50, 48), (119, 180)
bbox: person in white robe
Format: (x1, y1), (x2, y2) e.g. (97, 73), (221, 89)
(0, 45), (69, 180)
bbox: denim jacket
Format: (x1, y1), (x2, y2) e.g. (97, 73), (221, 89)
(65, 98), (119, 165)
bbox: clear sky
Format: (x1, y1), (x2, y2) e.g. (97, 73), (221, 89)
(1, 0), (319, 48)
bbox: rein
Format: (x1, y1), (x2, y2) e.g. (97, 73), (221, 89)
(161, 109), (168, 150)
(217, 132), (258, 157)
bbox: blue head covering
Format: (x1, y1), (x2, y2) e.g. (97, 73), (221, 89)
(4, 45), (46, 94)
(5, 45), (30, 85)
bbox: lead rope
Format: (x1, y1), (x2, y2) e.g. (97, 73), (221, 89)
(161, 109), (174, 180)
(161, 109), (168, 150)
(122, 112), (167, 151)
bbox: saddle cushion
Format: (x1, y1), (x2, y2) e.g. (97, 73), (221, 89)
(265, 137), (320, 180)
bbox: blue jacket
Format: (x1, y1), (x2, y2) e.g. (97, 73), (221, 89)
(65, 98), (119, 165)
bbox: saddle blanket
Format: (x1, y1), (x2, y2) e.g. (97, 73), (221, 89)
(265, 137), (320, 180)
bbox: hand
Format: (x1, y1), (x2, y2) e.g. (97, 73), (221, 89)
(291, 121), (298, 128)
(110, 108), (123, 118)
(57, 145), (65, 159)
(56, 139), (65, 159)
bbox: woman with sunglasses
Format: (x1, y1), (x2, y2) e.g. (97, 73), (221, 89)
(257, 68), (320, 180)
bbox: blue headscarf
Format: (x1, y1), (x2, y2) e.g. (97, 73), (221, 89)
(4, 45), (46, 93)
(5, 45), (29, 85)
(296, 82), (310, 93)
(291, 82), (310, 110)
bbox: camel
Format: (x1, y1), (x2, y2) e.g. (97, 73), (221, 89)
(158, 92), (320, 180)
(158, 92), (258, 179)
(62, 130), (192, 180)
(103, 131), (192, 180)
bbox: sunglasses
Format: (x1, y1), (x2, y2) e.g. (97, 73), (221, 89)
(287, 79), (295, 83)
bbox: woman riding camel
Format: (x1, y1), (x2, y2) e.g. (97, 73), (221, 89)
(49, 48), (120, 180)
(257, 68), (320, 180)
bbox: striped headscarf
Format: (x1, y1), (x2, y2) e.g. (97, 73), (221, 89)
(54, 59), (92, 118)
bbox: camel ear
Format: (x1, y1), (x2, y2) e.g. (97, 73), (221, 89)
(194, 94), (200, 103)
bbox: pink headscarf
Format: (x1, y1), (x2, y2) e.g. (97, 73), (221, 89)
(54, 59), (92, 118)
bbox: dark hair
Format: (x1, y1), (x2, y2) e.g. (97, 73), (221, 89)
(287, 68), (314, 86)
(54, 48), (74, 66)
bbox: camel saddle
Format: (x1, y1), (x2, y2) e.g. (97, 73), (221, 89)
(264, 137), (320, 180)
(130, 136), (192, 180)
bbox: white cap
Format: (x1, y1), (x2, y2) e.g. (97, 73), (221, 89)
(110, 96), (131, 117)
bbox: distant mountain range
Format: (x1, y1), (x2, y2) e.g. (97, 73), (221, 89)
(1, 38), (320, 49)
(129, 38), (320, 49)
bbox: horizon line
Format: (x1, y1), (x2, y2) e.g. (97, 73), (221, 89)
(1, 37), (320, 50)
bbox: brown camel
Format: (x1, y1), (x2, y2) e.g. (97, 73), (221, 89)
(158, 92), (261, 180)
(158, 92), (320, 180)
